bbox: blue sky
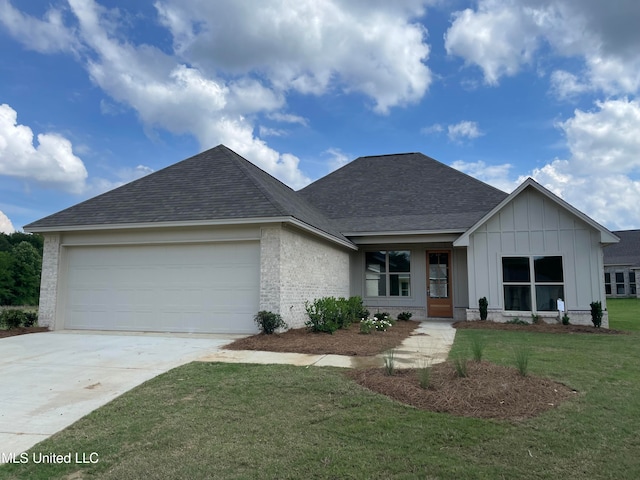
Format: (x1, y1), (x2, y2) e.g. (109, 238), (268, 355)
(1, 0), (639, 233)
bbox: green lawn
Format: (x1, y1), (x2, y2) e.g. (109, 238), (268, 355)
(1, 299), (639, 479)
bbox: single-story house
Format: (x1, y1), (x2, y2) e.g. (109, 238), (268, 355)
(604, 230), (639, 298)
(25, 145), (619, 333)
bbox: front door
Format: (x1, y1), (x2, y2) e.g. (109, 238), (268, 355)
(427, 251), (453, 318)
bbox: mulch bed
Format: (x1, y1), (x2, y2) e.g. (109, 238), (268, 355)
(348, 361), (577, 420)
(453, 320), (627, 335)
(225, 320), (419, 356)
(0, 326), (49, 338)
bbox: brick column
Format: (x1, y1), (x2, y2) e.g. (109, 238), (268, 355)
(38, 234), (60, 329)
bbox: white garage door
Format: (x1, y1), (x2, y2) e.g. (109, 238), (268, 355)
(62, 242), (260, 334)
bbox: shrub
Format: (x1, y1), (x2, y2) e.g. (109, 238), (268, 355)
(561, 313), (571, 325)
(478, 297), (488, 321)
(590, 301), (603, 328)
(304, 296), (369, 333)
(254, 311), (286, 334)
(359, 314), (393, 334)
(505, 318), (529, 325)
(397, 311), (412, 321)
(341, 296), (367, 327)
(531, 313), (543, 325)
(305, 297), (341, 334)
(1, 309), (27, 329)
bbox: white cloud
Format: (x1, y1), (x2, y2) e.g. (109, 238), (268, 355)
(267, 112), (309, 127)
(526, 98), (640, 229)
(0, 0), (80, 54)
(451, 160), (516, 193)
(259, 127), (288, 138)
(444, 0), (640, 96)
(420, 123), (443, 135)
(324, 148), (351, 172)
(0, 210), (14, 233)
(0, 103), (88, 193)
(447, 121), (483, 141)
(1, 1), (435, 190)
(154, 0), (432, 113)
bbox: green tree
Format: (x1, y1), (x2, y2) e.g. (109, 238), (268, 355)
(0, 251), (15, 305)
(10, 241), (42, 305)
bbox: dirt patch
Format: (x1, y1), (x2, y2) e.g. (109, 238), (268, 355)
(348, 361), (577, 420)
(453, 320), (627, 335)
(225, 320), (419, 356)
(0, 326), (49, 338)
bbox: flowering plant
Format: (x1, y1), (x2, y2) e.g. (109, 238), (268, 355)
(359, 314), (393, 334)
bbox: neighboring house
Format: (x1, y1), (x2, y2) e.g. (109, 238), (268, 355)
(25, 145), (619, 333)
(604, 230), (640, 299)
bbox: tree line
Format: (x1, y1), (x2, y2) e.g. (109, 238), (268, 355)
(0, 232), (43, 306)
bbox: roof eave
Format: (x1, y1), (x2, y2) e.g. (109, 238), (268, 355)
(453, 178), (620, 247)
(24, 216), (357, 251)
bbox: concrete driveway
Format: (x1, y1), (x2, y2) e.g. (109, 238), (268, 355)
(0, 331), (239, 458)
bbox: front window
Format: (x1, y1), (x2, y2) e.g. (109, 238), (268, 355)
(605, 272), (611, 295)
(631, 272), (637, 295)
(503, 256), (564, 312)
(365, 251), (411, 297)
(616, 272), (625, 295)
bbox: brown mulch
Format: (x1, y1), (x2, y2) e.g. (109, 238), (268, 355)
(225, 320), (419, 356)
(453, 320), (627, 334)
(0, 326), (49, 338)
(348, 361), (577, 420)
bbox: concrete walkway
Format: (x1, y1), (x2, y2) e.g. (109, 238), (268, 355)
(198, 321), (456, 369)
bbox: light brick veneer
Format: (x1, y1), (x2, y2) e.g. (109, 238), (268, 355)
(260, 226), (350, 329)
(37, 234), (60, 329)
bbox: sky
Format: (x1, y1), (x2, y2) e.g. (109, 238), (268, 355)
(0, 0), (639, 234)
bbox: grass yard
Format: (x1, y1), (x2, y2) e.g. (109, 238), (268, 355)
(1, 299), (639, 479)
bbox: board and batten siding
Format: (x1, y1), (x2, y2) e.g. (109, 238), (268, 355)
(466, 187), (607, 324)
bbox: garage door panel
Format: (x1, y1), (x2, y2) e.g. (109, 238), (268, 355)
(63, 242), (260, 333)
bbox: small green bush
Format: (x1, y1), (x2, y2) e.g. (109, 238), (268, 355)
(397, 311), (413, 321)
(305, 296), (369, 333)
(561, 313), (571, 325)
(478, 297), (488, 321)
(590, 301), (603, 328)
(531, 313), (542, 325)
(1, 309), (29, 329)
(305, 297), (340, 333)
(506, 318), (529, 325)
(254, 311), (287, 334)
(418, 364), (432, 389)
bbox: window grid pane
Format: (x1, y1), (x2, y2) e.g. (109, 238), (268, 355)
(365, 251), (411, 297)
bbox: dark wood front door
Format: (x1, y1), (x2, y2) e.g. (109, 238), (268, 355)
(427, 251), (453, 318)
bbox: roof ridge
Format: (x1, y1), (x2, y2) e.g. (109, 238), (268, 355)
(218, 146), (289, 216)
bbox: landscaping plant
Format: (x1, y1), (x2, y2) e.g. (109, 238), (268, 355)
(469, 333), (485, 362)
(383, 349), (396, 376)
(590, 301), (603, 328)
(397, 311), (413, 321)
(513, 346), (531, 377)
(254, 311), (286, 334)
(478, 297), (488, 320)
(562, 313), (571, 325)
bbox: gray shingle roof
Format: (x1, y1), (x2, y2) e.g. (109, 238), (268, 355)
(25, 145), (349, 244)
(604, 230), (640, 267)
(298, 152), (509, 232)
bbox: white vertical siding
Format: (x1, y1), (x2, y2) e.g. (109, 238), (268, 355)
(467, 187), (605, 311)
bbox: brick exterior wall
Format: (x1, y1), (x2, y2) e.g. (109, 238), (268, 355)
(260, 226), (351, 329)
(37, 234), (60, 329)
